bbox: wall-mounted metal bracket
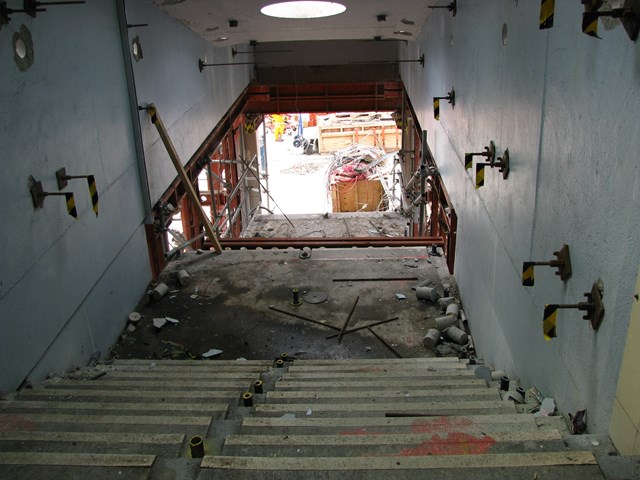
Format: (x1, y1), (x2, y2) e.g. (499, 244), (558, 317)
(522, 244), (572, 286)
(495, 148), (510, 179)
(428, 0), (457, 17)
(582, 0), (640, 40)
(29, 175), (77, 218)
(542, 282), (605, 340)
(55, 167), (99, 216)
(198, 58), (255, 72)
(465, 140), (495, 170)
(433, 88), (455, 120)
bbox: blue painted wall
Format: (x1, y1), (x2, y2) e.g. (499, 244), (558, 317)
(401, 1), (639, 432)
(0, 0), (252, 391)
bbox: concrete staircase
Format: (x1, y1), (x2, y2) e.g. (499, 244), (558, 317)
(0, 357), (607, 479)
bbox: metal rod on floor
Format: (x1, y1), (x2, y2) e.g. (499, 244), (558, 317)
(338, 296), (360, 344)
(325, 317), (400, 339)
(333, 277), (419, 282)
(269, 306), (341, 331)
(367, 327), (403, 358)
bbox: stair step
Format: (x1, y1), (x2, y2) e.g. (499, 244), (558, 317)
(285, 363), (468, 372)
(101, 364), (268, 373)
(199, 452), (602, 480)
(111, 359), (271, 367)
(19, 388), (243, 401)
(222, 430), (565, 456)
(240, 413), (551, 435)
(265, 388), (499, 403)
(0, 413), (211, 435)
(280, 370), (475, 380)
(0, 452), (154, 480)
(48, 379), (254, 389)
(91, 371), (261, 380)
(0, 431), (184, 456)
(253, 400), (515, 417)
(274, 378), (486, 390)
(1, 401), (229, 416)
(283, 358), (463, 365)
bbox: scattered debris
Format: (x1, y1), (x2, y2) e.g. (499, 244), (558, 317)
(412, 279), (432, 291)
(177, 269), (191, 286)
(444, 326), (468, 345)
(127, 324), (136, 333)
(395, 293), (407, 301)
(333, 277), (419, 282)
(569, 410), (587, 434)
(529, 387), (544, 404)
(537, 398), (556, 417)
(306, 408), (313, 416)
(166, 317), (179, 324)
(202, 348), (223, 358)
(416, 286), (439, 303)
(422, 329), (441, 349)
(435, 314), (457, 331)
(128, 312), (141, 323)
(438, 296), (456, 306)
(153, 317), (167, 330)
(148, 282), (169, 301)
(161, 340), (195, 360)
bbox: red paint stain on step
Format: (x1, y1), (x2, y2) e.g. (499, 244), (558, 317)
(411, 416), (474, 434)
(0, 414), (35, 432)
(398, 432), (497, 456)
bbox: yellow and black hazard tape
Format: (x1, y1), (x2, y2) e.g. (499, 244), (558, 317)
(87, 175), (99, 217)
(539, 0), (555, 30)
(522, 262), (535, 286)
(543, 304), (558, 341)
(582, 11), (600, 38)
(475, 163), (485, 189)
(464, 154), (473, 170)
(433, 98), (440, 121)
(65, 192), (78, 219)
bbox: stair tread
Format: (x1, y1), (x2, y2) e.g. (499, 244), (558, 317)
(281, 370), (475, 379)
(255, 400), (515, 413)
(1, 401), (229, 413)
(201, 451), (597, 470)
(0, 413), (211, 425)
(274, 379), (487, 390)
(0, 451), (155, 467)
(266, 388), (497, 400)
(20, 388), (242, 399)
(0, 431), (184, 443)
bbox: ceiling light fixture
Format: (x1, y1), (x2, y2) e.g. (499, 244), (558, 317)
(261, 1), (346, 19)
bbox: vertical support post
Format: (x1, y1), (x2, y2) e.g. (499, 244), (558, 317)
(418, 130), (427, 236)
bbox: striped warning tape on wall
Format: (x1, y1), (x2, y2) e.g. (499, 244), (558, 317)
(475, 163), (485, 189)
(543, 304), (558, 341)
(465, 154), (473, 171)
(65, 193), (78, 219)
(87, 175), (99, 217)
(522, 262), (535, 287)
(433, 98), (440, 121)
(539, 0), (554, 30)
(582, 12), (600, 38)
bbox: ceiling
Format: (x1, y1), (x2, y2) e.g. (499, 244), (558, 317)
(152, 0), (437, 46)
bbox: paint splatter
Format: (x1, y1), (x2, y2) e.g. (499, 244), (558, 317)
(0, 414), (35, 432)
(397, 432), (497, 456)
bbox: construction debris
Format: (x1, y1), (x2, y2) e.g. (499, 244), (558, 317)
(153, 317), (167, 330)
(202, 348), (223, 358)
(148, 282), (169, 301)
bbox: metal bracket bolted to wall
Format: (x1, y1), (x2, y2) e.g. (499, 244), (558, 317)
(198, 58), (255, 72)
(542, 283), (605, 340)
(474, 148), (510, 189)
(433, 88), (455, 120)
(428, 0), (457, 17)
(29, 175), (78, 218)
(522, 244), (572, 286)
(465, 141), (495, 170)
(56, 167), (99, 217)
(582, 1), (640, 41)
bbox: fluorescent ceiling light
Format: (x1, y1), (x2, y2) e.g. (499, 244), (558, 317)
(261, 1), (346, 19)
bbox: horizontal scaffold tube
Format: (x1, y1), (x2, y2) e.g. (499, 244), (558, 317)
(204, 236), (445, 250)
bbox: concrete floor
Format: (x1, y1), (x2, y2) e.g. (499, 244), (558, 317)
(111, 245), (461, 363)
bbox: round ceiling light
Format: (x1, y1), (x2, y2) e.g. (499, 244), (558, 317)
(261, 1), (346, 19)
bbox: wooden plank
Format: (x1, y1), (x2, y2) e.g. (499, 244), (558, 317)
(0, 431), (184, 444)
(201, 452), (597, 470)
(1, 401), (228, 413)
(0, 452), (155, 467)
(147, 105), (221, 253)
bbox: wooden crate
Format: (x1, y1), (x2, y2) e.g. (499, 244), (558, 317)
(331, 179), (384, 213)
(318, 122), (400, 153)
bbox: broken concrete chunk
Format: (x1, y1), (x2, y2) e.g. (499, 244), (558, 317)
(153, 317), (167, 330)
(202, 348), (223, 358)
(422, 328), (441, 349)
(437, 297), (456, 306)
(416, 286), (439, 303)
(148, 282), (169, 301)
(445, 303), (460, 319)
(444, 326), (468, 345)
(395, 293), (407, 300)
(127, 324), (136, 333)
(435, 314), (458, 331)
(177, 269), (191, 286)
(165, 317), (179, 324)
